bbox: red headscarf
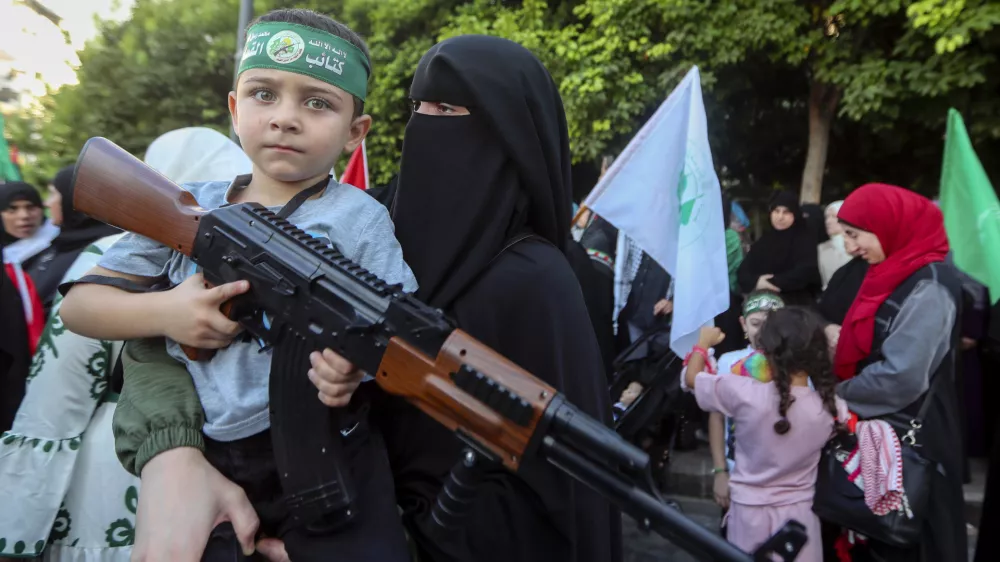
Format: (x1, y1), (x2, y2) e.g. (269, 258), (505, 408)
(834, 184), (949, 380)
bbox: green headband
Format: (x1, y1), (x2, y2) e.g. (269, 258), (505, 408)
(743, 293), (785, 317)
(239, 22), (370, 101)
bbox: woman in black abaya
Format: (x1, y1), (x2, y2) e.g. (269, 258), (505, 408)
(374, 35), (621, 562)
(737, 191), (821, 306)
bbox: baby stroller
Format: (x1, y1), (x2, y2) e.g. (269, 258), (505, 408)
(609, 325), (686, 492)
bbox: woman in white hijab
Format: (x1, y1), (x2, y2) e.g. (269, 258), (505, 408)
(0, 128), (251, 562)
(817, 200), (852, 288)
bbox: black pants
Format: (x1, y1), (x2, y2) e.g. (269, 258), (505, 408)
(201, 416), (410, 562)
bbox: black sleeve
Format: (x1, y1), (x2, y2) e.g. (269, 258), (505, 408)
(769, 238), (820, 293)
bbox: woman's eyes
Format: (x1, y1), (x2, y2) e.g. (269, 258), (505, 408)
(411, 100), (461, 115)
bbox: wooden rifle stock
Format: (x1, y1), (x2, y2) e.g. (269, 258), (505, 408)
(377, 330), (557, 470)
(73, 137), (207, 256)
(72, 137), (232, 361)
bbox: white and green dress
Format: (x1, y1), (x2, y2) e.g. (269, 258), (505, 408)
(0, 234), (140, 561)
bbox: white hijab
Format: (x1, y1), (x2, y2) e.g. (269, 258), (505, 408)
(144, 127), (253, 184)
(826, 201), (846, 253)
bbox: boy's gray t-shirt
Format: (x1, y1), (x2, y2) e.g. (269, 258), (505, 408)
(99, 177), (418, 441)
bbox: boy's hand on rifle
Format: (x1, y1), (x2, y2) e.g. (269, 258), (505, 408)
(309, 349), (365, 407)
(161, 273), (249, 348)
(698, 326), (725, 349)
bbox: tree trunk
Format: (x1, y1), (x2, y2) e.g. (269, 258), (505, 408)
(799, 78), (842, 203)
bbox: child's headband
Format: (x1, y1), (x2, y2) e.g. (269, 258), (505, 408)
(238, 22), (371, 102)
(743, 293), (784, 317)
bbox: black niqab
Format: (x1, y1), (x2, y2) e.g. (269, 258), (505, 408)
(376, 35), (621, 562)
(391, 35), (571, 309)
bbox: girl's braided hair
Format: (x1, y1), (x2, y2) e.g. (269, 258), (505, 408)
(757, 306), (839, 435)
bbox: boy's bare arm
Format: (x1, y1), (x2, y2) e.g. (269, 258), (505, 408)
(61, 266), (249, 346)
(60, 266), (168, 340)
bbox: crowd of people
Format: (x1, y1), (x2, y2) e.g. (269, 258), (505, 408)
(1, 6), (997, 562)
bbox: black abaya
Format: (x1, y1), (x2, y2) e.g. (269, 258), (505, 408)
(0, 241), (32, 432)
(566, 239), (617, 380)
(376, 240), (621, 562)
(378, 35), (621, 562)
(817, 257), (868, 325)
(737, 192), (821, 306)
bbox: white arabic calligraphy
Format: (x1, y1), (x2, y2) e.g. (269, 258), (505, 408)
(305, 53), (327, 68)
(242, 41), (264, 60)
(246, 31), (271, 43)
(325, 57), (344, 75)
(304, 51), (346, 75)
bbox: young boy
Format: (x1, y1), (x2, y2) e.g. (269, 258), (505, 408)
(61, 9), (415, 561)
(706, 290), (784, 535)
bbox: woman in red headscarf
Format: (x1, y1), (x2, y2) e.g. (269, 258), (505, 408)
(830, 183), (966, 561)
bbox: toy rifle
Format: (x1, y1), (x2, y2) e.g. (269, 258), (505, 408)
(71, 137), (807, 561)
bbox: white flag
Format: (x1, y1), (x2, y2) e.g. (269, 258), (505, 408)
(583, 66), (729, 356)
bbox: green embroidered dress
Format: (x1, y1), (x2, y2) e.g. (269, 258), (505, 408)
(0, 234), (140, 561)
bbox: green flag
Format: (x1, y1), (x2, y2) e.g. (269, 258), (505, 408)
(0, 114), (22, 182)
(939, 108), (1000, 303)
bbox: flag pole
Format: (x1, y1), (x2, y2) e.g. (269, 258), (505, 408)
(230, 0), (254, 142)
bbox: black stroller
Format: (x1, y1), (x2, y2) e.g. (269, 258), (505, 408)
(609, 324), (690, 493)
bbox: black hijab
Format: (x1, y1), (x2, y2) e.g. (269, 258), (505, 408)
(801, 202), (829, 243)
(736, 190), (821, 302)
(0, 182), (42, 245)
(377, 36), (621, 562)
(48, 166), (120, 252)
(391, 35), (572, 310)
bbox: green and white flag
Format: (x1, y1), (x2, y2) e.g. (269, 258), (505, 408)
(0, 114), (21, 182)
(583, 66), (729, 355)
(939, 108), (1000, 303)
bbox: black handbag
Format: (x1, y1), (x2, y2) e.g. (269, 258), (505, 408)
(812, 374), (943, 547)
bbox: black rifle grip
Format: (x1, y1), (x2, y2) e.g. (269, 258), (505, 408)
(269, 330), (357, 532)
(431, 449), (487, 530)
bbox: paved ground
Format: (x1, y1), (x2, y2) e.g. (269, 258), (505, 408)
(622, 497), (721, 562)
(622, 450), (985, 561)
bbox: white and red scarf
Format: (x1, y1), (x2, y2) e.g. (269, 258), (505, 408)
(840, 419), (911, 517)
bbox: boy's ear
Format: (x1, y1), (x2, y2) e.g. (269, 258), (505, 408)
(739, 316), (747, 332)
(343, 114), (372, 154)
(228, 91), (239, 135)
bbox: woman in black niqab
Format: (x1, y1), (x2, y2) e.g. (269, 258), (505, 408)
(375, 35), (622, 562)
(736, 191), (821, 306)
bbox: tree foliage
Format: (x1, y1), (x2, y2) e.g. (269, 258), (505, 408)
(6, 0), (999, 201)
(9, 0), (241, 187)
